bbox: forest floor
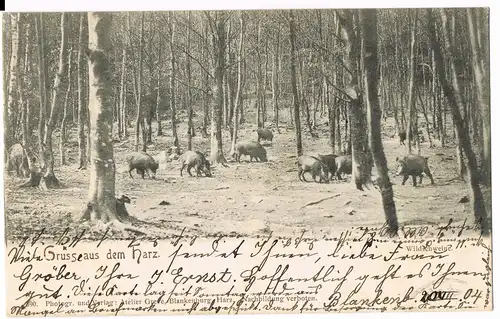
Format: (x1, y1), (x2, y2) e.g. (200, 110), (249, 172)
(3, 112), (491, 240)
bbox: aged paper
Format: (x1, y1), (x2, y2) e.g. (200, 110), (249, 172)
(5, 221), (492, 316)
(1, 4), (495, 319)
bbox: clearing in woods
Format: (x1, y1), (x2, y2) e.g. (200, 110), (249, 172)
(3, 111), (488, 239)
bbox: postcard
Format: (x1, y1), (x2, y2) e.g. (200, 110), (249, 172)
(2, 6), (493, 317)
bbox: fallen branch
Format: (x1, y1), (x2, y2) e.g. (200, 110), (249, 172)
(301, 194), (340, 209)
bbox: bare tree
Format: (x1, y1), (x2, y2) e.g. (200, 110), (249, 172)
(77, 13), (87, 169)
(131, 12), (145, 152)
(3, 16), (10, 144)
(35, 14), (47, 172)
(169, 12), (180, 154)
(208, 11), (228, 165)
(5, 13), (22, 151)
(59, 43), (73, 166)
(119, 39), (127, 138)
(187, 12), (194, 151)
(230, 12), (245, 155)
(155, 19), (162, 137)
(361, 9), (399, 236)
(80, 12), (123, 223)
(289, 10), (303, 157)
(272, 28), (280, 134)
(467, 8), (490, 185)
(406, 11), (417, 154)
(338, 9), (373, 190)
(20, 16), (32, 157)
(428, 8), (488, 234)
(41, 12), (70, 189)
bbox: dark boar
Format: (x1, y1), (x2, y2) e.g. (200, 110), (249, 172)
(233, 140), (268, 163)
(179, 151), (212, 177)
(298, 155), (329, 184)
(396, 154), (435, 187)
(126, 152), (159, 179)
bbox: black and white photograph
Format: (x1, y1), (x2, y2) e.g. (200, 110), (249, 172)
(2, 7), (492, 241)
(1, 2), (495, 317)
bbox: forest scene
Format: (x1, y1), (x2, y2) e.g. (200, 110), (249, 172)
(2, 9), (491, 240)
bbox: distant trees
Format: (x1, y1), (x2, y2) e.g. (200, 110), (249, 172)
(2, 9), (490, 233)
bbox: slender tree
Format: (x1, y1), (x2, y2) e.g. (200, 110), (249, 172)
(169, 12), (180, 154)
(209, 11), (228, 165)
(41, 12), (70, 188)
(20, 16), (31, 157)
(187, 12), (194, 151)
(272, 28), (280, 134)
(155, 20), (162, 137)
(5, 13), (22, 152)
(361, 9), (398, 236)
(230, 12), (245, 155)
(77, 13), (87, 169)
(289, 10), (303, 157)
(119, 39), (127, 138)
(3, 16), (10, 142)
(59, 43), (73, 166)
(35, 14), (47, 171)
(132, 12), (145, 152)
(406, 11), (418, 154)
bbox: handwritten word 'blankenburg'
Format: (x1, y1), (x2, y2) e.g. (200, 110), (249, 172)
(6, 220), (491, 317)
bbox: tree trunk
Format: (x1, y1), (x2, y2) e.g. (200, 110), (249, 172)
(328, 94), (336, 153)
(202, 70), (210, 138)
(339, 9), (372, 190)
(230, 12), (245, 155)
(119, 45), (127, 138)
(334, 14), (342, 153)
(263, 36), (268, 127)
(3, 16), (11, 148)
(80, 12), (127, 223)
(209, 12), (227, 165)
(272, 29), (280, 134)
(187, 12), (194, 151)
(77, 13), (87, 169)
(361, 9), (398, 235)
(21, 18), (31, 159)
(35, 14), (47, 171)
(255, 21), (262, 128)
(417, 85), (434, 148)
(132, 12), (145, 152)
(239, 59), (246, 125)
(169, 13), (180, 154)
(406, 11), (418, 154)
(42, 12), (70, 189)
(289, 11), (303, 157)
(429, 9), (488, 234)
(155, 37), (162, 137)
(59, 44), (73, 166)
(5, 13), (22, 152)
(467, 8), (490, 185)
(336, 106), (342, 153)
